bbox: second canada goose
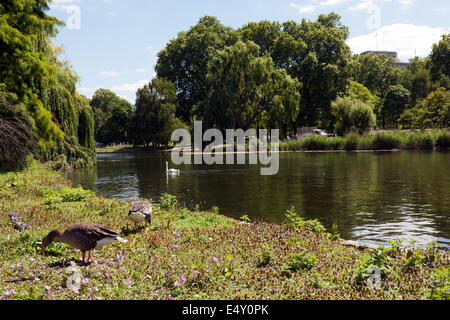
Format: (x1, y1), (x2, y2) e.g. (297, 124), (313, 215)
(41, 222), (127, 263)
(128, 200), (152, 230)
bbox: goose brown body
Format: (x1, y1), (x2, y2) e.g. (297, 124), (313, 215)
(41, 222), (127, 263)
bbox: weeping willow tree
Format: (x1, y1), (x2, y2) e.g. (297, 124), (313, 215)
(0, 0), (95, 170)
(0, 97), (36, 170)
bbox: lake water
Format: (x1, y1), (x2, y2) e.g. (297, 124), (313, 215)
(70, 151), (450, 248)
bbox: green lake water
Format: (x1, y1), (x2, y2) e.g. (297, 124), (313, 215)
(70, 151), (450, 248)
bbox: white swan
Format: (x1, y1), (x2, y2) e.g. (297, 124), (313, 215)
(166, 161), (180, 174)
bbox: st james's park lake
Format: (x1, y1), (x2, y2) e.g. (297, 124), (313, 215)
(70, 151), (450, 248)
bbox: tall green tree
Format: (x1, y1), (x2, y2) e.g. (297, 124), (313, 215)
(155, 16), (238, 123)
(403, 57), (431, 106)
(381, 84), (410, 128)
(417, 88), (450, 129)
(194, 41), (301, 134)
(90, 89), (134, 144)
(238, 21), (281, 56)
(0, 0), (95, 169)
(429, 34), (450, 82)
(331, 96), (376, 136)
(130, 79), (186, 147)
(352, 53), (405, 100)
(274, 14), (352, 129)
(348, 81), (379, 107)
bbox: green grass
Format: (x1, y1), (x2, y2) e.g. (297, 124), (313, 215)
(96, 145), (135, 153)
(0, 162), (448, 300)
(280, 130), (450, 152)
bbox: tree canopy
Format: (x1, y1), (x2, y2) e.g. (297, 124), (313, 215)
(90, 89), (134, 144)
(194, 40), (301, 134)
(129, 78), (186, 147)
(0, 0), (95, 169)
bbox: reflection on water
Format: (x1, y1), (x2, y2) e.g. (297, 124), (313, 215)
(70, 151), (450, 248)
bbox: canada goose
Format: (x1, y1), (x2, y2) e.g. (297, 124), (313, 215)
(128, 200), (152, 229)
(41, 222), (127, 263)
(166, 161), (180, 174)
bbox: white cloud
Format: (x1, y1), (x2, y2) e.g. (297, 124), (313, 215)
(348, 0), (372, 11)
(136, 68), (148, 73)
(290, 2), (316, 13)
(111, 80), (149, 92)
(398, 0), (414, 9)
(77, 86), (102, 99)
(101, 71), (119, 77)
(52, 0), (79, 3)
(347, 24), (450, 61)
(349, 0), (415, 11)
(320, 0), (351, 6)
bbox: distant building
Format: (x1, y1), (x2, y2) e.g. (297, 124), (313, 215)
(360, 51), (409, 67)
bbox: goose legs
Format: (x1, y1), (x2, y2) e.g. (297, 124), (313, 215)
(81, 250), (92, 264)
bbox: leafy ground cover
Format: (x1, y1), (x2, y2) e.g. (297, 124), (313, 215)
(0, 163), (448, 300)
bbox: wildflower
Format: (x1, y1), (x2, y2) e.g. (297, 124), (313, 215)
(123, 280), (132, 288)
(3, 289), (17, 300)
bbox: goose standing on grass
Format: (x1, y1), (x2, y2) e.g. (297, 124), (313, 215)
(41, 222), (127, 264)
(128, 200), (152, 230)
(166, 161), (180, 174)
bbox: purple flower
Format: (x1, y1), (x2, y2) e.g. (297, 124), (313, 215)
(123, 280), (132, 288)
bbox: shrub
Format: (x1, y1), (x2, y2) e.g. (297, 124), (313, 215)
(301, 135), (330, 150)
(373, 131), (403, 149)
(403, 132), (434, 150)
(332, 96), (376, 136)
(283, 252), (319, 273)
(160, 193), (179, 210)
(353, 248), (391, 287)
(43, 186), (94, 204)
(343, 133), (359, 150)
(436, 131), (450, 148)
(429, 268), (450, 300)
(284, 207), (326, 233)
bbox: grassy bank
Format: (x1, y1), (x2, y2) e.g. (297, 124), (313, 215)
(280, 130), (450, 152)
(0, 163), (448, 300)
(96, 145), (135, 153)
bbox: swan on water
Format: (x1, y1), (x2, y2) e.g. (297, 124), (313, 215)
(166, 161), (180, 174)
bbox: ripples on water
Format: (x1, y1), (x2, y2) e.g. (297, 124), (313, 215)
(71, 151), (450, 248)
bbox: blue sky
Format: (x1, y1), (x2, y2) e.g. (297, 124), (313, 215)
(49, 0), (450, 104)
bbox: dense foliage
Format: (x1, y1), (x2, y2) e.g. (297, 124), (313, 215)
(151, 15), (449, 144)
(2, 4), (449, 154)
(0, 164), (448, 300)
(90, 89), (134, 144)
(331, 96), (376, 136)
(129, 78), (186, 147)
(0, 0), (95, 170)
